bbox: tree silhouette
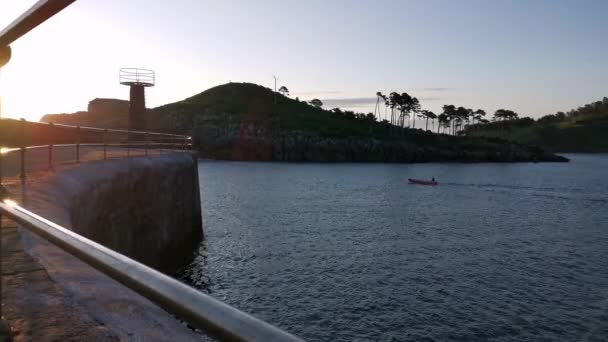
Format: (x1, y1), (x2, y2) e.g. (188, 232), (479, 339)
(410, 97), (420, 128)
(310, 99), (323, 108)
(493, 109), (518, 138)
(437, 113), (449, 134)
(442, 105), (456, 135)
(454, 107), (470, 135)
(473, 109), (486, 124)
(422, 110), (437, 131)
(388, 92), (400, 128)
(494, 109), (518, 121)
(278, 86), (289, 97)
(397, 92), (411, 128)
(374, 92), (383, 122)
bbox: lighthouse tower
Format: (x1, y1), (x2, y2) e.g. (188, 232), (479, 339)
(119, 68), (155, 131)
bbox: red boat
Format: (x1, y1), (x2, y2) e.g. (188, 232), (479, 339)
(408, 178), (438, 186)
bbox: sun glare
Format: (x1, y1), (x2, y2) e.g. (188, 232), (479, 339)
(3, 199), (17, 208)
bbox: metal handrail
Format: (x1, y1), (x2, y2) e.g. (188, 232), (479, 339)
(119, 68), (155, 86)
(0, 200), (302, 342)
(0, 0), (77, 47)
(0, 117), (193, 182)
(25, 120), (187, 138)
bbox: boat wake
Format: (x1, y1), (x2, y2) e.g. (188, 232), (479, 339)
(441, 182), (608, 204)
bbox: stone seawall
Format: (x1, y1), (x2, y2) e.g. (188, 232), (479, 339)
(13, 153), (204, 341)
(68, 153), (203, 273)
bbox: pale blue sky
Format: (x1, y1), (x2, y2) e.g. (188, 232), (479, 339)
(1, 0), (607, 121)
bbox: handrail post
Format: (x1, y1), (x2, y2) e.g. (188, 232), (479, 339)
(144, 132), (148, 156)
(0, 143), (3, 185)
(76, 125), (80, 163)
(103, 128), (107, 160)
(19, 118), (26, 179)
(48, 122), (54, 170)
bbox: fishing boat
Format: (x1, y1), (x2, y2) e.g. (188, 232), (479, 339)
(408, 178), (438, 186)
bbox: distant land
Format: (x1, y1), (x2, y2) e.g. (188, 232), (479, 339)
(465, 98), (608, 153)
(41, 82), (568, 163)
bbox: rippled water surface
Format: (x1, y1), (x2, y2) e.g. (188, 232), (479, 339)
(182, 154), (608, 341)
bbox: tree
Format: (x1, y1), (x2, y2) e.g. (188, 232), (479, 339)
(493, 109), (519, 138)
(374, 92), (384, 122)
(422, 110), (437, 131)
(343, 110), (356, 120)
(397, 92), (412, 128)
(399, 93), (412, 128)
(410, 97), (421, 128)
(466, 109), (486, 134)
(473, 109), (486, 123)
(380, 93), (388, 124)
(278, 86), (289, 97)
(388, 92), (401, 127)
(494, 109), (518, 121)
(442, 105), (456, 135)
(466, 108), (474, 128)
(309, 99), (323, 108)
(454, 107), (470, 134)
(437, 113), (449, 134)
(430, 111), (438, 131)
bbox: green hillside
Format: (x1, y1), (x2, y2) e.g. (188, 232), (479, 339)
(465, 98), (608, 152)
(151, 82), (384, 138)
(39, 82), (567, 162)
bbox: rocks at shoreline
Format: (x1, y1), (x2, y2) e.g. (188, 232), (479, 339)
(193, 122), (568, 163)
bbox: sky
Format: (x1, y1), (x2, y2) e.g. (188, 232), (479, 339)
(0, 0), (607, 122)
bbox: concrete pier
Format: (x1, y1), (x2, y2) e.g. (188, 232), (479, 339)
(1, 153), (204, 341)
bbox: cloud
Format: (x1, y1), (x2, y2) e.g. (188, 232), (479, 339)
(321, 96), (443, 108)
(293, 90), (342, 96)
(408, 87), (450, 92)
(321, 97), (377, 108)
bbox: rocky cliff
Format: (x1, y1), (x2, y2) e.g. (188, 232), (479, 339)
(193, 116), (567, 162)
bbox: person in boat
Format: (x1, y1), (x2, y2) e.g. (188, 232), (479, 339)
(432, 177), (435, 182)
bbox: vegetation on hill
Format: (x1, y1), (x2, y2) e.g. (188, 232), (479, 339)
(464, 98), (608, 152)
(151, 82), (388, 138)
(39, 82), (567, 162)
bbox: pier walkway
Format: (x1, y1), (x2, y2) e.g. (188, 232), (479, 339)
(1, 214), (118, 341)
(0, 148), (192, 341)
